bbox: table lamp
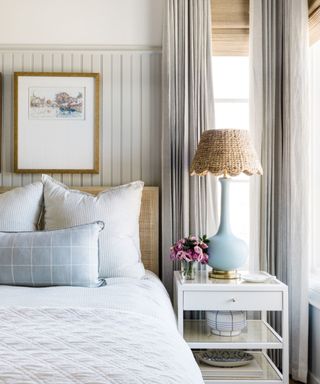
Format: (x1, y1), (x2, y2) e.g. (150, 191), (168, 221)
(190, 129), (263, 279)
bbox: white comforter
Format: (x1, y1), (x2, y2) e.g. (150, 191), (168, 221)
(0, 272), (203, 384)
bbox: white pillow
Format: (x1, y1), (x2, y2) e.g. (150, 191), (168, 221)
(0, 182), (43, 231)
(42, 175), (145, 279)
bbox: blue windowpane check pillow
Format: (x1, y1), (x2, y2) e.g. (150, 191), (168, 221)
(0, 222), (105, 288)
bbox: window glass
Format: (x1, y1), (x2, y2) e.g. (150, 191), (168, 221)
(212, 56), (249, 99)
(215, 102), (249, 129)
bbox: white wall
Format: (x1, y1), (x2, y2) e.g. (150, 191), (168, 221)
(0, 0), (163, 46)
(0, 1), (163, 187)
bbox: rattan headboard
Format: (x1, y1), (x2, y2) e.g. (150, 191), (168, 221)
(0, 186), (159, 276)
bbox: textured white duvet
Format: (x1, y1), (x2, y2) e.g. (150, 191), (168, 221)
(0, 272), (203, 384)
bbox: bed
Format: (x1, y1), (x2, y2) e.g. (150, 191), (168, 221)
(0, 185), (203, 384)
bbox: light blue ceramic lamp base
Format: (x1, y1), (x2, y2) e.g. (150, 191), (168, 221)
(208, 177), (248, 279)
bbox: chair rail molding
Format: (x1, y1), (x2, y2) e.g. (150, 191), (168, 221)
(0, 44), (162, 52)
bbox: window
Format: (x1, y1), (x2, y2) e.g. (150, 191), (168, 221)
(310, 40), (320, 277)
(212, 56), (250, 254)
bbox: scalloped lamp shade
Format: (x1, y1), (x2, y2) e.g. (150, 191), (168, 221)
(190, 129), (263, 177)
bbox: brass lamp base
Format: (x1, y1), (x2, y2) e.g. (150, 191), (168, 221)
(209, 269), (239, 280)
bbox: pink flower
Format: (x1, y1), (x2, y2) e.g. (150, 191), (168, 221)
(175, 250), (183, 260)
(201, 253), (209, 264)
(192, 252), (200, 261)
(175, 242), (183, 251)
(169, 235), (209, 264)
(194, 245), (203, 255)
(181, 251), (192, 261)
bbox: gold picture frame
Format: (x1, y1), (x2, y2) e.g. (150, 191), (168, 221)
(14, 72), (100, 174)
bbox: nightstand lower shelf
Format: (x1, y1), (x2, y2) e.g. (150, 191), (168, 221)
(185, 320), (282, 349)
(194, 351), (282, 384)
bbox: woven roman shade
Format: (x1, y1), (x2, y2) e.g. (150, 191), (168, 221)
(190, 129), (263, 177)
(211, 0), (249, 56)
(309, 0), (320, 44)
(211, 0), (319, 55)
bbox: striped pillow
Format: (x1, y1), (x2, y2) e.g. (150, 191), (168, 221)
(0, 182), (43, 231)
(42, 175), (145, 279)
(0, 222), (105, 287)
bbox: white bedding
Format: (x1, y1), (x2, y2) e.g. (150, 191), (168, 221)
(0, 272), (203, 384)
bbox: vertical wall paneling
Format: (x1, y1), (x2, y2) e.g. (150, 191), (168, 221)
(111, 54), (122, 186)
(0, 47), (162, 188)
(144, 53), (162, 185)
(141, 54), (151, 183)
(131, 54), (142, 181)
(121, 54), (132, 184)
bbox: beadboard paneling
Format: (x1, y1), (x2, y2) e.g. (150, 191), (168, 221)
(0, 48), (161, 187)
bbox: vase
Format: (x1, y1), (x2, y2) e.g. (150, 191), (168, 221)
(181, 260), (197, 280)
(206, 310), (247, 336)
(207, 177), (248, 278)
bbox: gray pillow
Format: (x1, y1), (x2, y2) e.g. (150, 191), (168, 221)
(0, 222), (105, 288)
(0, 182), (43, 231)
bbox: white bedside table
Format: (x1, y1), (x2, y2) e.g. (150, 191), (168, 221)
(173, 271), (289, 384)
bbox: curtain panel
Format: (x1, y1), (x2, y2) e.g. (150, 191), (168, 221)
(162, 0), (216, 296)
(250, 0), (310, 381)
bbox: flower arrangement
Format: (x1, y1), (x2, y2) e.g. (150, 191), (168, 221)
(170, 235), (210, 264)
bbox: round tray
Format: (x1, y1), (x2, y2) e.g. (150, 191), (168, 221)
(198, 350), (254, 368)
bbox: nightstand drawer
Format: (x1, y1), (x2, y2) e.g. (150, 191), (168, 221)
(183, 291), (283, 311)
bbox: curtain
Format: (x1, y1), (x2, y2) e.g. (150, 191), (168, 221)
(250, 0), (310, 381)
(162, 0), (217, 296)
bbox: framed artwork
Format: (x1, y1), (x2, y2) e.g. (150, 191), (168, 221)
(14, 72), (100, 173)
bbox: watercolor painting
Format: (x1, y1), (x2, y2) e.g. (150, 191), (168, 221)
(28, 87), (85, 120)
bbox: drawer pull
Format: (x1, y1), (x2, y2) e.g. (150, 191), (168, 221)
(231, 298), (236, 302)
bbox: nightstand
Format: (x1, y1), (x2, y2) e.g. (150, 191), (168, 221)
(173, 271), (289, 384)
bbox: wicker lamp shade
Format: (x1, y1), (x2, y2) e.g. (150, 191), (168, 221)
(190, 129), (263, 177)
